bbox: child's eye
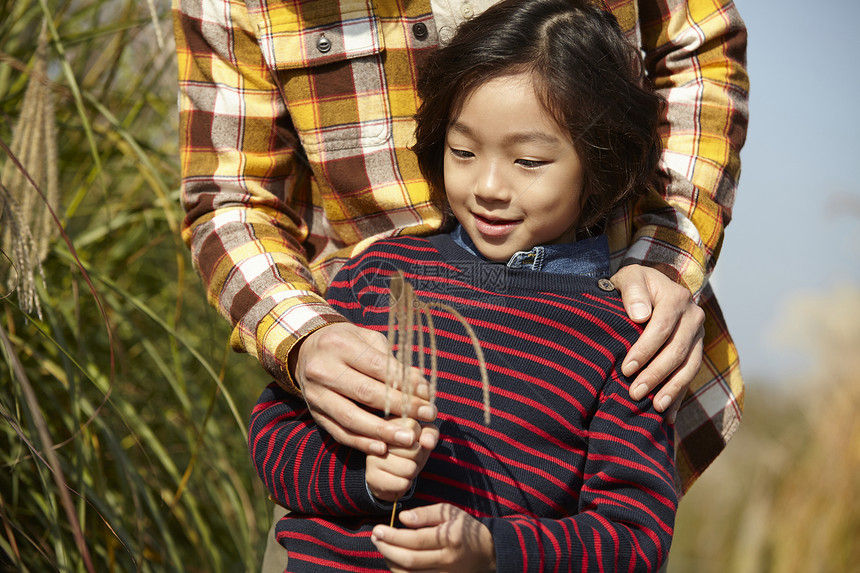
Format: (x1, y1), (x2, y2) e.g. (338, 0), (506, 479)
(448, 147), (474, 160)
(515, 158), (548, 169)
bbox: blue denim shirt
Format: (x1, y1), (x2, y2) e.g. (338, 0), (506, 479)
(450, 225), (611, 278)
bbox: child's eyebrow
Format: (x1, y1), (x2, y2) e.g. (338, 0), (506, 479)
(448, 120), (564, 147)
(503, 131), (564, 146)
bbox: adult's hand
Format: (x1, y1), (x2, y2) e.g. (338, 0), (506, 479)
(611, 264), (705, 421)
(290, 322), (438, 456)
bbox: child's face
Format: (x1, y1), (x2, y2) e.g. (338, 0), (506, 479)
(444, 72), (585, 262)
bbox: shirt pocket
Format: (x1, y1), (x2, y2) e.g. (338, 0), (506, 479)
(255, 1), (391, 154)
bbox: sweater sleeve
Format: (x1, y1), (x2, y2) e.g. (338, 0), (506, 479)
(622, 0), (749, 299)
(248, 382), (390, 516)
(482, 373), (677, 573)
(247, 260), (389, 516)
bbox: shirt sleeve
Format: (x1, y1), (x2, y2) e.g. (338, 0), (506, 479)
(173, 0), (348, 392)
(482, 374), (678, 573)
(624, 0), (749, 298)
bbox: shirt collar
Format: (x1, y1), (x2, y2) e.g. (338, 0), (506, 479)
(450, 224), (610, 277)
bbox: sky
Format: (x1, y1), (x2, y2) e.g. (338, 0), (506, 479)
(710, 0), (860, 382)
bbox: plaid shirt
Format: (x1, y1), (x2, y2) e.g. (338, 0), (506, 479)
(173, 0), (749, 492)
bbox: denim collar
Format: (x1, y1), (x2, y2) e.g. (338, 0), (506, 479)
(450, 224), (611, 278)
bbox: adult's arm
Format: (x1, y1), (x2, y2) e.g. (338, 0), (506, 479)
(173, 0), (433, 451)
(174, 0), (342, 385)
(611, 0), (749, 404)
(627, 0), (749, 294)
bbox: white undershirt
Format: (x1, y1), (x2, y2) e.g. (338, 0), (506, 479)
(428, 0), (498, 44)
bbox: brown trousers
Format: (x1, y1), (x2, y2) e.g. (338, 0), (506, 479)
(260, 505), (288, 573)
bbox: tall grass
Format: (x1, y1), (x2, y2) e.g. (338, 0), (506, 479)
(1, 1), (272, 571)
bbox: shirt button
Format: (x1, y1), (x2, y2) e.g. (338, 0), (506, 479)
(597, 278), (616, 292)
(316, 35), (332, 53)
(461, 4), (474, 19)
(412, 22), (428, 40)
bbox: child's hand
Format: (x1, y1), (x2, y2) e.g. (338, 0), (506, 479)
(366, 418), (438, 502)
(371, 503), (496, 572)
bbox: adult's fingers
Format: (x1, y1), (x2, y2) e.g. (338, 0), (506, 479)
(648, 322), (704, 416)
(610, 265), (654, 323)
(301, 324), (434, 415)
(664, 394), (683, 425)
(307, 400), (390, 455)
(612, 266), (680, 376)
(627, 303), (704, 404)
(306, 388), (431, 454)
(611, 266), (705, 409)
(294, 324), (437, 453)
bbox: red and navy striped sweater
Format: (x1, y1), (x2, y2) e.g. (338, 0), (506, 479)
(249, 234), (677, 572)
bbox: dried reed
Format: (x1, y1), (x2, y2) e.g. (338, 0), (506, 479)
(384, 271), (491, 526)
(385, 270), (490, 424)
(0, 26), (58, 318)
(1, 3), (270, 569)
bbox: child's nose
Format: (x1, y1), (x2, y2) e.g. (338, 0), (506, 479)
(474, 161), (510, 203)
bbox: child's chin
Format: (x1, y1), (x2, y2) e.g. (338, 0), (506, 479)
(475, 246), (514, 263)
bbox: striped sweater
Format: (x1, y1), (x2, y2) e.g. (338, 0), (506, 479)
(249, 234), (677, 572)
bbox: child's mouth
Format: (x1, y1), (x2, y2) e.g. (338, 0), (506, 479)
(472, 213), (522, 237)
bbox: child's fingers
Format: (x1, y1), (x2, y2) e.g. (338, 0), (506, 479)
(366, 421), (436, 501)
(386, 419), (437, 461)
(398, 503), (456, 528)
(366, 444), (427, 501)
(366, 451), (422, 500)
(372, 539), (445, 572)
(372, 523), (445, 551)
(371, 504), (454, 550)
(372, 504), (495, 571)
(418, 423), (440, 449)
(387, 416), (423, 448)
(373, 450), (423, 479)
(366, 473), (416, 502)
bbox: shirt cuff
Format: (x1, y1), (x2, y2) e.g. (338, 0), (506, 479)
(364, 476), (418, 511)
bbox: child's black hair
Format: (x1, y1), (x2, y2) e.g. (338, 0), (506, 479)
(413, 0), (665, 231)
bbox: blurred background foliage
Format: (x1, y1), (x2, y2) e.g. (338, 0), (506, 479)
(670, 284), (860, 573)
(0, 1), (858, 572)
(1, 1), (271, 571)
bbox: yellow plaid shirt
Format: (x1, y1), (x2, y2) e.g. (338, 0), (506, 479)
(173, 0), (749, 492)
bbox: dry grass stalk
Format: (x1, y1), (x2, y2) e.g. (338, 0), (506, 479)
(0, 25), (59, 317)
(385, 270), (490, 424)
(0, 183), (38, 316)
(145, 0), (166, 51)
(385, 270), (490, 525)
